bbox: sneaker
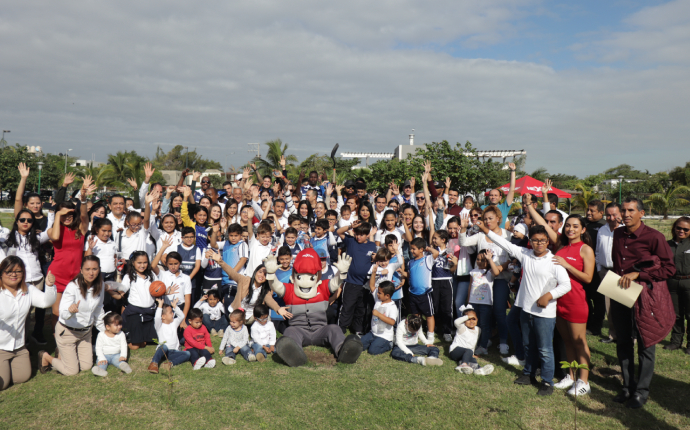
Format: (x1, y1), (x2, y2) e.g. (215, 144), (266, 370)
(537, 382), (554, 396)
(567, 380), (591, 397)
(204, 359), (216, 369)
(554, 374), (575, 390)
(456, 363), (474, 374)
(425, 357), (443, 366)
(475, 346), (488, 355)
(514, 375), (538, 386)
(469, 362), (480, 370)
(147, 362), (159, 374)
(119, 362), (132, 374)
(416, 357), (426, 366)
(256, 354), (266, 363)
(474, 364), (494, 376)
(443, 334), (452, 343)
(211, 329), (218, 337)
(502, 355), (525, 366)
(91, 366), (108, 377)
(499, 344), (509, 355)
(248, 354), (257, 362)
(217, 330), (224, 338)
(193, 357), (207, 370)
(222, 357), (236, 365)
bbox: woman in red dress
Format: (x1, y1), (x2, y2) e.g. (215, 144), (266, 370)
(47, 177), (95, 327)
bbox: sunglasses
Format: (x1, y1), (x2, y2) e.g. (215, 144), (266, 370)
(18, 218), (33, 223)
(256, 316), (269, 322)
(676, 226), (690, 233)
(201, 180), (210, 184)
(470, 214), (481, 218)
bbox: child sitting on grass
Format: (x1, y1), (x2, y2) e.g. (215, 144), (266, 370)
(360, 281), (398, 355)
(391, 314), (443, 366)
(148, 298), (190, 374)
(184, 308), (216, 370)
(451, 305), (494, 375)
(219, 309), (254, 364)
(194, 290), (228, 337)
(250, 304), (276, 362)
(92, 313), (132, 377)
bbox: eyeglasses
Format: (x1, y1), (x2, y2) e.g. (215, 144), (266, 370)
(17, 218), (33, 223)
(129, 223), (143, 229)
(470, 214), (481, 218)
(3, 270), (23, 276)
(256, 316), (269, 322)
(530, 238), (549, 245)
(416, 197), (425, 201)
(201, 180), (210, 184)
(676, 226), (690, 233)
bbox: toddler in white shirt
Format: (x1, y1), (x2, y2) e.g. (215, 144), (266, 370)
(249, 304), (276, 362)
(92, 313), (132, 377)
(194, 290), (228, 337)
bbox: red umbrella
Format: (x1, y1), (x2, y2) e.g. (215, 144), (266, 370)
(485, 175), (572, 198)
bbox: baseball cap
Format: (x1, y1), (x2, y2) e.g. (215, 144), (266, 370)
(293, 248), (322, 274)
(343, 180), (355, 188)
(434, 181), (443, 188)
(235, 173), (242, 181)
(403, 180), (411, 187)
(315, 248), (329, 259)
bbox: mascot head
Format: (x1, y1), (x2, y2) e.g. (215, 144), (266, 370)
(291, 248), (322, 300)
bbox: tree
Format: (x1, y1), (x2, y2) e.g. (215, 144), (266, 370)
(572, 183), (600, 210)
(644, 185), (690, 219)
(151, 145), (222, 171)
(294, 154), (361, 183)
(669, 162), (690, 186)
(529, 167), (549, 183)
(604, 164), (649, 180)
(97, 150), (164, 189)
(251, 139), (298, 177)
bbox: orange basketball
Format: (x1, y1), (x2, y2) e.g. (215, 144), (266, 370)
(149, 280), (167, 297)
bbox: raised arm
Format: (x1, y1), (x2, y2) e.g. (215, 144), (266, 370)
(14, 163), (30, 217)
(523, 193), (558, 246)
(78, 176), (95, 235)
(206, 248), (249, 285)
(263, 254), (286, 297)
(505, 162), (516, 206)
(143, 189), (159, 230)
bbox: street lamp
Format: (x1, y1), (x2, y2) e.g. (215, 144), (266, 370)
(184, 146), (189, 169)
(618, 175), (624, 203)
(1, 130), (9, 144)
(61, 149), (73, 173)
(37, 161), (44, 193)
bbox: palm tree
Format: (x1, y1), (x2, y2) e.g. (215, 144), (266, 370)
(572, 183), (600, 211)
(253, 139), (298, 176)
(97, 152), (131, 188)
(644, 185), (690, 219)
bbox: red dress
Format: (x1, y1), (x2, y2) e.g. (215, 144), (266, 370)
(51, 224), (85, 293)
(556, 241), (588, 323)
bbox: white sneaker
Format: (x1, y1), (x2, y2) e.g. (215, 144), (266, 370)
(443, 334), (452, 343)
(119, 362), (132, 374)
(474, 346), (488, 355)
(248, 354), (257, 362)
(425, 357), (443, 366)
(91, 366), (108, 377)
(499, 344), (509, 355)
(474, 364), (494, 376)
(501, 355), (525, 366)
(222, 357), (236, 365)
(554, 374), (575, 390)
(204, 359), (216, 369)
(193, 357), (207, 370)
(416, 357), (426, 366)
(567, 379), (591, 397)
(456, 363), (474, 374)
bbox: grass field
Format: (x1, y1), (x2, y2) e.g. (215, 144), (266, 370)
(0, 214), (687, 429)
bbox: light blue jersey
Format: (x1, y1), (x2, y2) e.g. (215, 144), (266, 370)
(408, 254), (433, 296)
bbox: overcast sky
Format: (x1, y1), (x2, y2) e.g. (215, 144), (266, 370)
(1, 0), (689, 176)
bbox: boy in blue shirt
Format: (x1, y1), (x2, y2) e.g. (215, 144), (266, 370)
(406, 237), (436, 344)
(210, 223), (248, 313)
(270, 246), (293, 334)
(336, 220), (377, 335)
(311, 219), (336, 264)
(385, 234), (405, 323)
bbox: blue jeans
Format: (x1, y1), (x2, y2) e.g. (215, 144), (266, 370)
(97, 353), (126, 370)
(391, 344), (440, 363)
(251, 343), (270, 358)
(360, 332), (393, 355)
(520, 310), (557, 384)
(507, 305), (525, 360)
(453, 277), (470, 314)
(151, 344), (191, 366)
(449, 346), (477, 365)
(188, 347), (212, 365)
(492, 279), (510, 345)
(474, 304), (493, 349)
(202, 314), (228, 332)
(224, 345), (252, 361)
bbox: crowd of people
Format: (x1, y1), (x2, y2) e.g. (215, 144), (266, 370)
(0, 156), (688, 411)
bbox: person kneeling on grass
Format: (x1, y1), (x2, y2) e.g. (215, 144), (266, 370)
(219, 309), (254, 365)
(450, 305), (493, 376)
(184, 308), (216, 370)
(391, 314), (443, 366)
(92, 313), (132, 376)
(194, 290), (228, 337)
(250, 304), (276, 362)
(148, 298), (190, 374)
(360, 280), (398, 355)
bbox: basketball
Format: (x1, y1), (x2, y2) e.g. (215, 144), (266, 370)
(149, 280), (167, 297)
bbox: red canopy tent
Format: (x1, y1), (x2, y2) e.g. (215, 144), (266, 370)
(484, 175), (572, 198)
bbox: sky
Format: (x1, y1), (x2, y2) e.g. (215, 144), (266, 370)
(1, 0), (689, 177)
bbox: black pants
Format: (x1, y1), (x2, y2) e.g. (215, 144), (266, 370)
(585, 270), (607, 333)
(338, 282), (366, 334)
(449, 346), (477, 364)
(669, 279), (690, 347)
(431, 279), (453, 336)
(610, 300), (656, 399)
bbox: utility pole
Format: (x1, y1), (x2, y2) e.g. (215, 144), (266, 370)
(247, 143), (260, 159)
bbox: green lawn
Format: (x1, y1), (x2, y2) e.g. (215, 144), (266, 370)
(2, 318), (690, 430)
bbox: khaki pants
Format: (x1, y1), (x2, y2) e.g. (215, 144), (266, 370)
(0, 347), (31, 390)
(599, 269), (617, 340)
(52, 322), (93, 376)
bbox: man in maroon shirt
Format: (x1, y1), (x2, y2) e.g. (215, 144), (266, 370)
(611, 197), (675, 409)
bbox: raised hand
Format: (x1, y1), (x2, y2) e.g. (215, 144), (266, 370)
(409, 177), (415, 189)
(145, 189), (160, 204)
(219, 216), (227, 231)
(423, 160), (432, 174)
(82, 175), (94, 191)
(126, 177), (138, 190)
(156, 298), (164, 307)
(460, 213), (470, 229)
(335, 184), (344, 194)
(88, 236), (97, 250)
(161, 236), (174, 250)
(249, 162), (257, 170)
(84, 184), (97, 197)
(391, 183), (399, 195)
(542, 179), (552, 197)
(144, 162), (155, 182)
(280, 155), (286, 168)
(171, 297), (179, 308)
(205, 249), (222, 262)
(192, 171), (201, 181)
(485, 249), (494, 260)
(523, 193), (533, 205)
(166, 185), (176, 194)
(62, 172), (76, 187)
(245, 206), (255, 220)
(18, 163), (30, 179)
(182, 186), (192, 198)
(421, 172), (429, 183)
(445, 177), (451, 190)
(508, 162), (516, 171)
(334, 254), (352, 274)
(56, 207), (74, 217)
(263, 255), (278, 275)
(325, 183), (334, 195)
(242, 167), (251, 178)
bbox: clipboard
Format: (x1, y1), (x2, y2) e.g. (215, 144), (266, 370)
(597, 271), (643, 308)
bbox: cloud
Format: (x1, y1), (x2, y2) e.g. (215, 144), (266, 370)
(0, 1), (688, 178)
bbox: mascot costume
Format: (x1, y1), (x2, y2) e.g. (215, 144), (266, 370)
(264, 248), (362, 367)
